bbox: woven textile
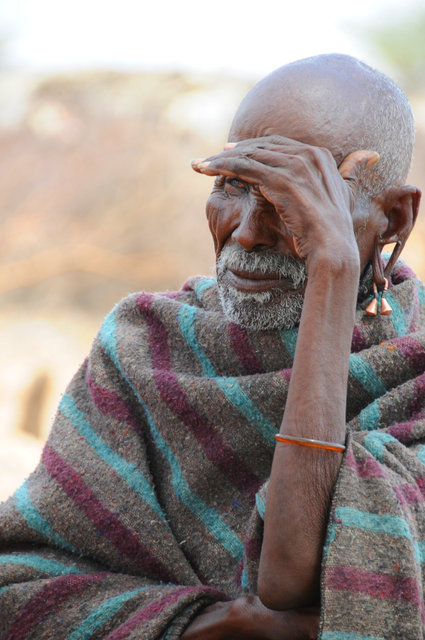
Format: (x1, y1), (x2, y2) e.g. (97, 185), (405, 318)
(1, 261), (425, 639)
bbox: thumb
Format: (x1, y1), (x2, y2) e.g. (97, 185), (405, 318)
(339, 149), (380, 187)
(338, 150), (380, 212)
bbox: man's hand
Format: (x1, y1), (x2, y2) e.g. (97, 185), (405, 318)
(192, 135), (378, 267)
(181, 596), (319, 640)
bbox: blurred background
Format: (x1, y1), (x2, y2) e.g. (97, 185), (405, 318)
(1, 0), (425, 501)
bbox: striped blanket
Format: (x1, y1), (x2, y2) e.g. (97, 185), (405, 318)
(1, 261), (425, 639)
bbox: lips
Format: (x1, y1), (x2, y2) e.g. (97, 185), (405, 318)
(226, 268), (297, 293)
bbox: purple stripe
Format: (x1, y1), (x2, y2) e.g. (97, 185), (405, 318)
(235, 559), (243, 587)
(392, 264), (416, 284)
(394, 482), (424, 506)
(351, 325), (369, 353)
(6, 573), (103, 640)
(137, 293), (261, 498)
(345, 448), (386, 479)
(244, 536), (262, 561)
(409, 372), (425, 418)
(105, 586), (226, 640)
(87, 372), (143, 436)
(279, 368), (291, 382)
(415, 476), (425, 495)
(393, 336), (425, 374)
(327, 565), (422, 607)
(42, 445), (176, 583)
(228, 323), (265, 374)
(387, 420), (417, 444)
(138, 293), (171, 369)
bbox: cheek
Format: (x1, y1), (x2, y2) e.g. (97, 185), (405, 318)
(206, 194), (240, 255)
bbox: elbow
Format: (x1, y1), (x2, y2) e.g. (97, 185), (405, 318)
(258, 575), (286, 610)
(257, 557), (319, 611)
(258, 574), (307, 611)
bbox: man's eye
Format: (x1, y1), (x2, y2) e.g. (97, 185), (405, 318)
(224, 178), (247, 193)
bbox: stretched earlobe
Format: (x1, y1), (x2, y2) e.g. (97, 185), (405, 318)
(383, 241), (403, 279)
(366, 184), (420, 319)
(377, 185), (421, 277)
(371, 234), (386, 288)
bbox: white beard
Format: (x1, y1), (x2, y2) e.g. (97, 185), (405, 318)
(216, 245), (307, 331)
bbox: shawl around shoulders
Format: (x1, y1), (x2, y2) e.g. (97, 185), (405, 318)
(1, 261), (425, 639)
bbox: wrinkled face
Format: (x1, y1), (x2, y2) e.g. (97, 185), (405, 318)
(207, 84), (377, 330)
(209, 173), (308, 330)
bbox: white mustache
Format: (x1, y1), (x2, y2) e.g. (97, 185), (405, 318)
(217, 245), (307, 290)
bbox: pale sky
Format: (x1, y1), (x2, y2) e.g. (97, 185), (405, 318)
(0, 0), (420, 77)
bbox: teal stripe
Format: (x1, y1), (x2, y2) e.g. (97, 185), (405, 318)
(335, 506), (412, 539)
(0, 554), (83, 576)
(59, 394), (167, 523)
(417, 445), (425, 465)
(144, 401), (243, 560)
(194, 277), (216, 301)
(386, 291), (407, 336)
(322, 633), (384, 640)
(364, 431), (396, 461)
(255, 491), (266, 520)
(322, 521), (337, 562)
(0, 586), (9, 597)
(100, 311), (123, 374)
(359, 399), (380, 431)
(335, 508), (425, 564)
(241, 568), (249, 590)
(414, 540), (425, 564)
(100, 311), (243, 560)
(279, 327), (298, 358)
(214, 377), (275, 442)
(418, 283), (425, 307)
(15, 481), (76, 553)
(177, 303), (275, 443)
(178, 305), (216, 377)
(67, 587), (148, 640)
(349, 354), (386, 398)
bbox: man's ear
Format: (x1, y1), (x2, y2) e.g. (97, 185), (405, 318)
(379, 185), (421, 245)
(377, 185), (421, 277)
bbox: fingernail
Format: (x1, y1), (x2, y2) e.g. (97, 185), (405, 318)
(191, 158), (206, 166)
(224, 142), (237, 149)
(197, 161), (211, 169)
(293, 236), (303, 259)
(366, 152), (380, 168)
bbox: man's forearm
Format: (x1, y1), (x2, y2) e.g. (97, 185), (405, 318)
(258, 254), (359, 610)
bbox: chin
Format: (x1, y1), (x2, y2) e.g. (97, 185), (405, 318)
(217, 281), (304, 331)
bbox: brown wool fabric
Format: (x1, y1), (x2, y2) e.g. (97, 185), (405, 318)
(0, 260), (425, 639)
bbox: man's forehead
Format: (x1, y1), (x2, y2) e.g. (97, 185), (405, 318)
(228, 56), (372, 164)
(228, 102), (348, 167)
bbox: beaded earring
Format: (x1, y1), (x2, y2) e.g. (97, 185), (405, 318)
(365, 278), (392, 316)
(364, 236), (403, 318)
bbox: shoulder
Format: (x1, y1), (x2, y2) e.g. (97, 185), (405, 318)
(109, 276), (220, 321)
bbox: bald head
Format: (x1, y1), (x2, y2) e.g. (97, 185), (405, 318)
(229, 54), (414, 199)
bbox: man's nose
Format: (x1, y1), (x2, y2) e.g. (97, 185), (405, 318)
(231, 201), (278, 252)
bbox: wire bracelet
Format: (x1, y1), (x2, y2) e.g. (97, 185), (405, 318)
(274, 433), (346, 453)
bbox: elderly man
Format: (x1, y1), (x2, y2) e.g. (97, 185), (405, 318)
(0, 54), (424, 640)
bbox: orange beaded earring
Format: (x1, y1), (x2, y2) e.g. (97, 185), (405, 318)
(365, 235), (400, 317)
(365, 278), (392, 316)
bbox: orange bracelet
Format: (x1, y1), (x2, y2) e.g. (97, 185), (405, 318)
(274, 433), (346, 453)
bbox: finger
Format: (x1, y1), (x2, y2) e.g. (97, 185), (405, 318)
(194, 136), (331, 174)
(191, 150), (294, 180)
(224, 135), (307, 153)
(338, 149), (380, 181)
